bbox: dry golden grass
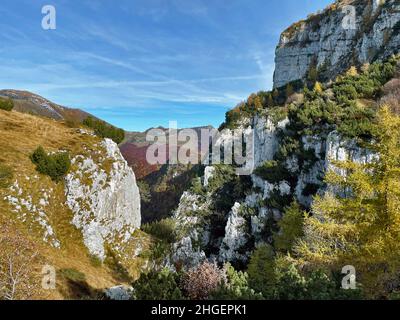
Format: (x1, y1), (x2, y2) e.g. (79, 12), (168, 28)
(0, 110), (150, 300)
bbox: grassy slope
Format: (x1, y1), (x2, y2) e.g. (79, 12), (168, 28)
(0, 110), (151, 299)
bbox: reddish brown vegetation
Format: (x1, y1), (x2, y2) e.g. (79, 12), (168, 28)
(181, 262), (225, 300)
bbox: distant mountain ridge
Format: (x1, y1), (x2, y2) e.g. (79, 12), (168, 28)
(0, 89), (94, 123)
(121, 125), (213, 179)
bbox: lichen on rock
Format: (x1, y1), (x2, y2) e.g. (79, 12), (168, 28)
(65, 138), (141, 260)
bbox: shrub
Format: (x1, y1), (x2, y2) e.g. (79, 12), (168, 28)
(289, 97), (342, 133)
(30, 146), (71, 182)
(0, 97), (14, 111)
(247, 244), (277, 298)
(247, 249), (362, 300)
(137, 180), (151, 203)
(142, 218), (177, 243)
(254, 160), (290, 183)
(210, 263), (262, 300)
(277, 264), (363, 300)
(181, 261), (225, 300)
(337, 102), (376, 139)
(211, 167), (252, 213)
(0, 223), (42, 300)
(132, 268), (184, 300)
(274, 202), (304, 253)
(268, 106), (288, 125)
(83, 117), (125, 144)
(190, 177), (205, 195)
(0, 164), (13, 188)
(59, 268), (86, 282)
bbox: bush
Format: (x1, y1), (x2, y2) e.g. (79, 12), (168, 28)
(247, 248), (362, 300)
(137, 180), (151, 203)
(59, 268), (86, 282)
(0, 164), (13, 188)
(181, 261), (225, 300)
(142, 218), (177, 243)
(211, 263), (262, 300)
(0, 97), (14, 111)
(30, 146), (71, 182)
(83, 117), (125, 144)
(210, 166), (252, 213)
(132, 268), (184, 300)
(247, 244), (277, 298)
(274, 202), (304, 253)
(276, 264), (363, 300)
(0, 223), (42, 300)
(254, 160), (290, 183)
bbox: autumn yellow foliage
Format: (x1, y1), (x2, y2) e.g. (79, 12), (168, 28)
(295, 105), (400, 298)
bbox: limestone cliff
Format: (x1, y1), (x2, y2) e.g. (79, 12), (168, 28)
(154, 0), (400, 271)
(0, 110), (145, 299)
(274, 0), (400, 88)
(65, 138), (141, 261)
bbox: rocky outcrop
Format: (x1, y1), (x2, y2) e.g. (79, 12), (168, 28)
(203, 166), (216, 187)
(166, 191), (208, 269)
(5, 178), (61, 249)
(65, 138), (141, 260)
(104, 285), (133, 300)
(164, 0), (400, 269)
(325, 131), (376, 169)
(274, 0), (400, 88)
(253, 115), (289, 168)
(218, 202), (250, 263)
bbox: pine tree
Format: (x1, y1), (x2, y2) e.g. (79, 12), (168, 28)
(247, 244), (277, 298)
(274, 202), (304, 253)
(307, 65), (318, 84)
(295, 105), (400, 297)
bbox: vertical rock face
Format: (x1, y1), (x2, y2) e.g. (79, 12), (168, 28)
(166, 191), (208, 270)
(65, 138), (141, 260)
(166, 1), (400, 269)
(325, 131), (376, 168)
(218, 202), (249, 263)
(274, 0), (400, 88)
(253, 115), (289, 168)
(203, 166), (216, 187)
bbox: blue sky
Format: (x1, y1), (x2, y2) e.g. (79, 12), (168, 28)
(0, 0), (332, 131)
